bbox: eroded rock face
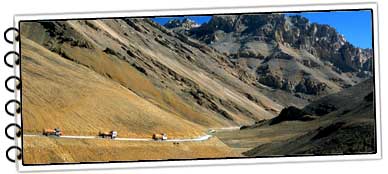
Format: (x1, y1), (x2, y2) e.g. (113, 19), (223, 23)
(187, 14), (372, 73)
(164, 18), (200, 34)
(257, 73), (327, 95)
(164, 13), (372, 99)
(197, 15), (370, 94)
(295, 78), (327, 95)
(258, 74), (283, 89)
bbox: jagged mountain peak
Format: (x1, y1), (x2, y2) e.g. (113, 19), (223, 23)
(164, 17), (200, 30)
(161, 13), (374, 99)
(191, 14), (350, 49)
(186, 14), (372, 73)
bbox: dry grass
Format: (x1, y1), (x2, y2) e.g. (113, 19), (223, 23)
(21, 20), (231, 129)
(68, 19), (281, 123)
(21, 37), (205, 138)
(18, 19), (286, 165)
(215, 120), (319, 151)
(23, 136), (241, 164)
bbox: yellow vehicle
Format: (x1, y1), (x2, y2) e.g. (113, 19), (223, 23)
(43, 128), (62, 137)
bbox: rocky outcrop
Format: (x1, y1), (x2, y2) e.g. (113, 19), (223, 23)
(256, 65), (327, 95)
(295, 78), (327, 95)
(187, 14), (372, 74)
(164, 18), (201, 35)
(270, 106), (314, 125)
(258, 74), (283, 89)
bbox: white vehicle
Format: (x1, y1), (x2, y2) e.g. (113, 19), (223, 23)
(208, 129), (216, 134)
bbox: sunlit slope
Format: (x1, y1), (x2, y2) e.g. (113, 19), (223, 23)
(21, 37), (206, 138)
(20, 21), (232, 131)
(21, 19), (282, 127)
(23, 136), (241, 164)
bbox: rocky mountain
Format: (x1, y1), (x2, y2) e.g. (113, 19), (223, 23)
(164, 18), (201, 35)
(21, 14), (374, 135)
(20, 13), (376, 163)
(20, 17), (288, 137)
(166, 14), (373, 100)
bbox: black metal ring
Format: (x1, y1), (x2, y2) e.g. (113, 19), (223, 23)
(5, 76), (21, 93)
(4, 28), (20, 44)
(6, 146), (22, 163)
(4, 51), (20, 68)
(5, 124), (22, 140)
(5, 100), (21, 117)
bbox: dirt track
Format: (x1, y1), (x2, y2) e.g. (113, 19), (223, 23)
(23, 133), (242, 164)
(23, 134), (213, 142)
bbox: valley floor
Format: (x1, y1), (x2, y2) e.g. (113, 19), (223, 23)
(213, 121), (319, 153)
(23, 135), (241, 164)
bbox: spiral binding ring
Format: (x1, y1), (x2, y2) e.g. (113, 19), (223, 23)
(5, 124), (22, 140)
(4, 51), (20, 68)
(4, 27), (20, 44)
(4, 27), (22, 164)
(5, 100), (21, 116)
(6, 146), (22, 163)
(5, 76), (21, 93)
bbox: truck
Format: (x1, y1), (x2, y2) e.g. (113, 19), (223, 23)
(152, 133), (167, 141)
(43, 128), (62, 137)
(98, 131), (117, 139)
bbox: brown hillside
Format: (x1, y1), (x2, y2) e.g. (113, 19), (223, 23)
(21, 36), (205, 138)
(21, 19), (283, 129)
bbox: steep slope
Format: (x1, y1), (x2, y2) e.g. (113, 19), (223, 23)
(21, 17), (284, 134)
(20, 13), (376, 164)
(167, 14), (373, 101)
(242, 78), (375, 155)
(21, 36), (206, 138)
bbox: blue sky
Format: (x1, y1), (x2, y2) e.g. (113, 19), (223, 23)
(152, 10), (372, 48)
(153, 16), (211, 25)
(288, 10), (372, 49)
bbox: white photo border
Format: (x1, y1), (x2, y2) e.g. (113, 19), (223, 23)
(13, 2), (381, 173)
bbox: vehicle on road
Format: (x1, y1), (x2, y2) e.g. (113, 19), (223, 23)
(207, 129), (216, 134)
(43, 128), (62, 137)
(152, 133), (167, 141)
(98, 131), (117, 139)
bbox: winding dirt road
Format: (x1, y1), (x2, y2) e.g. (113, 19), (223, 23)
(23, 126), (240, 142)
(23, 134), (213, 142)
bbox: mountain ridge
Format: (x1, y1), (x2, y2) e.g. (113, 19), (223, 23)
(183, 14), (372, 72)
(165, 14), (373, 100)
(20, 13), (376, 163)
